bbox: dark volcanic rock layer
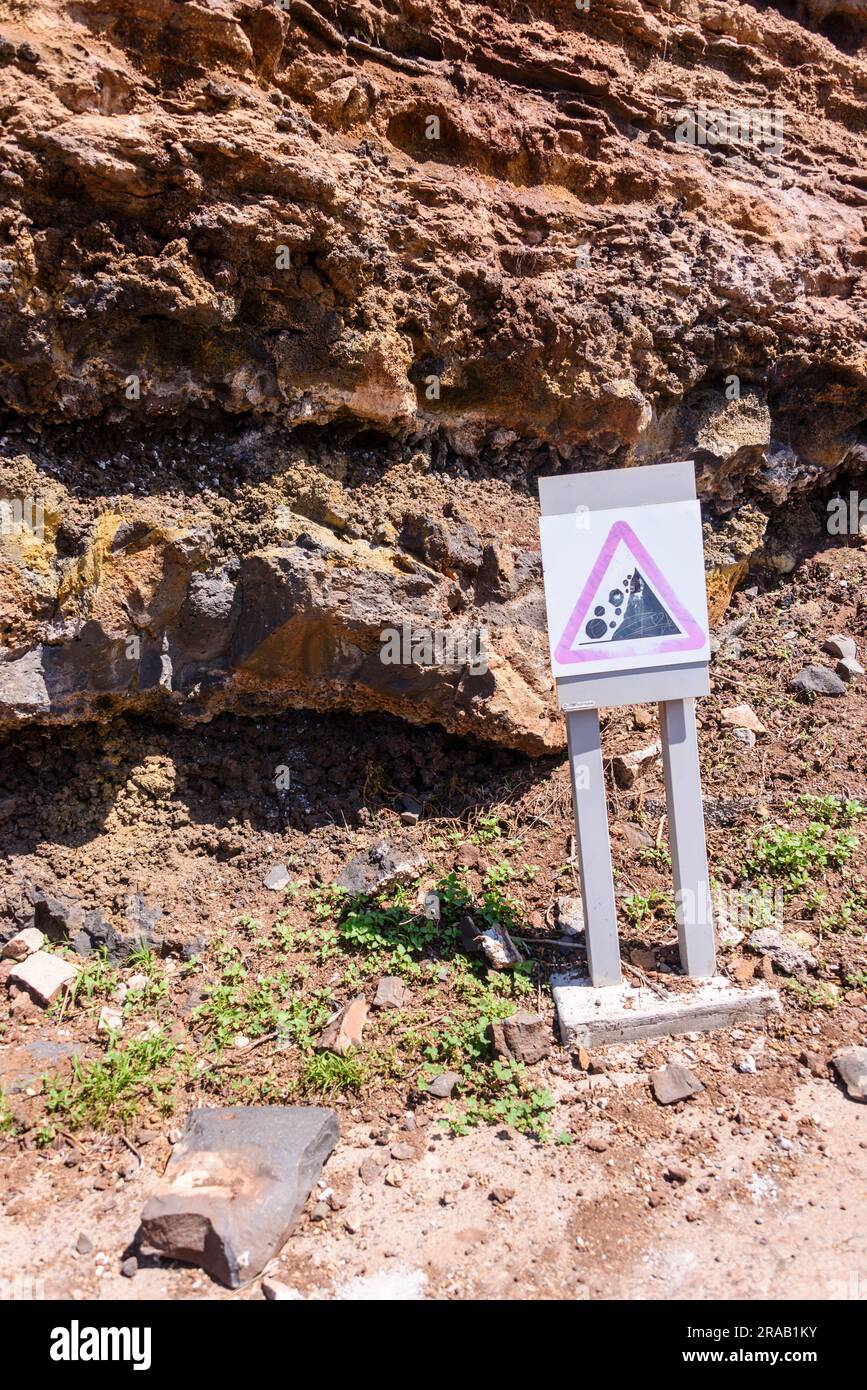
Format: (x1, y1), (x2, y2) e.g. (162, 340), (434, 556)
(0, 0), (866, 750)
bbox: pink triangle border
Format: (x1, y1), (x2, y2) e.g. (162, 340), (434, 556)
(554, 519), (706, 666)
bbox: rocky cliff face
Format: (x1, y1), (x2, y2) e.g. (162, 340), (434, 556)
(1, 0), (866, 751)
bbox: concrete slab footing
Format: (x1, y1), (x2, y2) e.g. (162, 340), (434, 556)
(552, 973), (781, 1049)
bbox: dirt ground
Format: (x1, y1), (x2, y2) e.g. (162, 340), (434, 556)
(1, 534), (866, 1301)
(2, 1064), (864, 1302)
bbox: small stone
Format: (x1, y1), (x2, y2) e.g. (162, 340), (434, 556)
(619, 822), (654, 851)
(732, 957), (757, 984)
(98, 1005), (124, 1035)
(555, 895), (584, 935)
(717, 920), (744, 950)
(6, 951), (78, 1005)
(821, 634), (857, 660)
(261, 1277), (303, 1300)
(420, 891), (440, 922)
(732, 727), (756, 748)
(426, 1071), (461, 1099)
(489, 1187), (515, 1204)
(120, 1256), (138, 1279)
(390, 1143), (416, 1162)
(737, 1055), (757, 1074)
(832, 1046), (867, 1101)
(477, 923), (522, 970)
(263, 864), (290, 892)
(1, 927), (45, 961)
(372, 977), (408, 1011)
(650, 1063), (704, 1105)
(334, 840), (425, 895)
(384, 1164), (404, 1187)
(315, 996), (367, 1055)
(490, 1011), (551, 1066)
(75, 1233), (93, 1255)
(790, 665), (846, 698)
(749, 927), (816, 975)
(721, 704), (767, 736)
(663, 1164), (689, 1184)
(612, 741), (662, 789)
(836, 656), (864, 682)
(799, 1051), (826, 1079)
(455, 843), (481, 869)
(359, 1154), (387, 1185)
(586, 1138), (608, 1153)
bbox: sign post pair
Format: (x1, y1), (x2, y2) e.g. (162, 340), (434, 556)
(539, 460), (715, 989)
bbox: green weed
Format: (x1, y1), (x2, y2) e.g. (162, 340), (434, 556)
(0, 1089), (15, 1138)
(792, 794), (865, 827)
(444, 1059), (555, 1140)
(302, 1051), (367, 1100)
(65, 950), (118, 1009)
(622, 887), (674, 931)
(44, 1031), (177, 1132)
(746, 822), (858, 894)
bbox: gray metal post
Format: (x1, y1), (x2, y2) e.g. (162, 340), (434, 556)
(566, 708), (622, 987)
(658, 697), (716, 978)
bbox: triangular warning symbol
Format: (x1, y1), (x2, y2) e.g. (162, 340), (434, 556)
(554, 520), (706, 666)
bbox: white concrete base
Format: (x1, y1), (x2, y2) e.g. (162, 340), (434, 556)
(552, 972), (780, 1049)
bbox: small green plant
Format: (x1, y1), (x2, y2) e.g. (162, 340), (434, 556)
(302, 1051), (367, 1100)
(622, 887), (674, 931)
(471, 812), (505, 844)
(784, 979), (840, 1011)
(66, 949), (118, 1008)
(746, 822), (858, 894)
(194, 964), (333, 1054)
(124, 946), (167, 1013)
(0, 1089), (15, 1138)
(820, 883), (867, 934)
(637, 845), (672, 869)
(237, 914), (267, 943)
(44, 1031), (177, 1132)
(444, 1059), (556, 1140)
(338, 899), (441, 959)
(793, 794), (865, 827)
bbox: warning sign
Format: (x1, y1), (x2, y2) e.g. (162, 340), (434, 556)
(540, 500), (710, 679)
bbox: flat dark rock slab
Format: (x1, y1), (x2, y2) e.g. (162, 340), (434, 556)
(139, 1105), (338, 1287)
(650, 1062), (704, 1105)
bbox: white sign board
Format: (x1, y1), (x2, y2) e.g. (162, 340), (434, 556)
(540, 499), (710, 680)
